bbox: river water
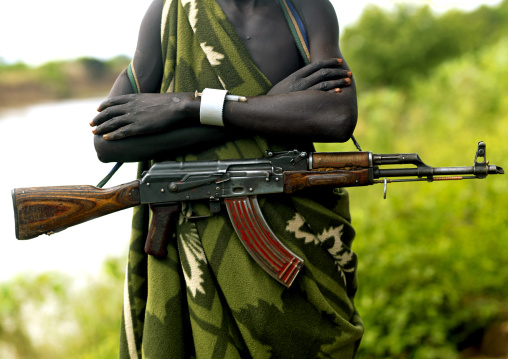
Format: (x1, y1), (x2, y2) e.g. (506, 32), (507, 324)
(0, 98), (138, 282)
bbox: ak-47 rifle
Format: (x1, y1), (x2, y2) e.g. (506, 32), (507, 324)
(12, 141), (503, 287)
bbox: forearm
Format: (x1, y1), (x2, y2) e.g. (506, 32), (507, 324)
(94, 126), (241, 163)
(93, 84), (357, 161)
(223, 86), (357, 142)
(93, 55), (358, 161)
(94, 71), (239, 163)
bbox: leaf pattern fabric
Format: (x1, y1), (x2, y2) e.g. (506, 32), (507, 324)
(119, 1), (364, 358)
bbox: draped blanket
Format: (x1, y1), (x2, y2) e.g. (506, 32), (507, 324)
(120, 1), (364, 358)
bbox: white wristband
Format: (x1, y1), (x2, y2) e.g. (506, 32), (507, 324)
(199, 88), (228, 127)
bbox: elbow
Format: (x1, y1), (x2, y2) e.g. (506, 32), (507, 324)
(341, 109), (358, 142)
(96, 153), (114, 164)
(326, 107), (358, 143)
(94, 135), (116, 163)
(311, 90), (358, 143)
(93, 134), (148, 163)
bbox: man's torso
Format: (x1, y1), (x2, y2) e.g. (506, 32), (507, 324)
(216, 0), (305, 84)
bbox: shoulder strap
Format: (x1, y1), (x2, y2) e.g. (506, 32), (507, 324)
(278, 0), (310, 64)
(127, 61), (141, 94)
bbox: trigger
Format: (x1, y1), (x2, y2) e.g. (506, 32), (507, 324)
(210, 199), (221, 214)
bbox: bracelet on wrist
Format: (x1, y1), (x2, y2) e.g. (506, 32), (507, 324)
(195, 89), (247, 127)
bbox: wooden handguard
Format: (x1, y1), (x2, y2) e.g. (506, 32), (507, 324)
(311, 151), (370, 169)
(283, 169), (371, 193)
(12, 181), (140, 240)
(145, 203), (181, 258)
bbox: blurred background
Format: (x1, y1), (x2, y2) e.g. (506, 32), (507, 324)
(0, 0), (506, 358)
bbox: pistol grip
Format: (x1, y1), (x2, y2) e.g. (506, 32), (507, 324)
(145, 203), (180, 258)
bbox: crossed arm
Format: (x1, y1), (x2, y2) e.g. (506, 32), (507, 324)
(92, 0), (357, 163)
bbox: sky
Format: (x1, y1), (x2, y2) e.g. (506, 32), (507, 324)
(0, 0), (503, 66)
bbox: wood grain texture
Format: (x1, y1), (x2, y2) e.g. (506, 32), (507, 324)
(145, 203), (180, 258)
(12, 181), (140, 240)
(283, 169), (371, 193)
(312, 151), (370, 169)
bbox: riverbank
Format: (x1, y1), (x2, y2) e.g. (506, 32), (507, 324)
(0, 56), (129, 109)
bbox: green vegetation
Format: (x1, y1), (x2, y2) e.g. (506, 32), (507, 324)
(314, 2), (508, 357)
(321, 38), (508, 358)
(1, 1), (507, 358)
(0, 56), (130, 107)
(0, 258), (125, 358)
(341, 0), (508, 90)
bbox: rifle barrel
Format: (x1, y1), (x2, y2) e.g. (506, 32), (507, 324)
(375, 165), (503, 179)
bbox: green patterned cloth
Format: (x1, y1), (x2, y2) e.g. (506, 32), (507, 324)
(120, 1), (364, 357)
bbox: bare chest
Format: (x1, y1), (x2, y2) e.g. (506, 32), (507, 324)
(218, 1), (305, 84)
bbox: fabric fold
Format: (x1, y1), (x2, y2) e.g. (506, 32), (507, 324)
(121, 1), (363, 357)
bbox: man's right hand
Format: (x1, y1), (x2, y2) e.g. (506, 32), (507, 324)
(90, 92), (198, 141)
(267, 58), (352, 95)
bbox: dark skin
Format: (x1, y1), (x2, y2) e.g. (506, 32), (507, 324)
(91, 0), (357, 163)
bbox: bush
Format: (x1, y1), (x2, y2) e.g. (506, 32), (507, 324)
(0, 257), (125, 358)
(317, 37), (508, 359)
(341, 0), (508, 90)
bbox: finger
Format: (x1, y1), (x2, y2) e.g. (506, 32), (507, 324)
(90, 106), (127, 127)
(97, 95), (133, 112)
(290, 68), (351, 92)
(309, 77), (352, 92)
(103, 124), (137, 141)
(93, 115), (131, 135)
(292, 58), (344, 78)
(305, 67), (351, 84)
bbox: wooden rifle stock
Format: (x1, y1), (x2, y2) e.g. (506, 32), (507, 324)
(12, 181), (140, 240)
